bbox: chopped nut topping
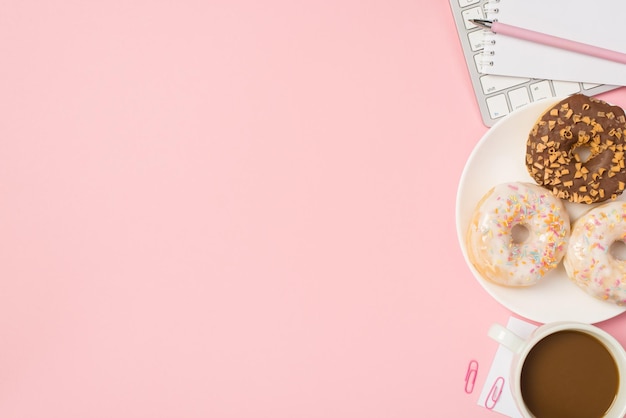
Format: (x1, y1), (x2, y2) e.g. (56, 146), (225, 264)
(525, 94), (626, 204)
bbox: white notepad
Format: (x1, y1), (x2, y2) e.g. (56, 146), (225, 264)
(478, 0), (626, 86)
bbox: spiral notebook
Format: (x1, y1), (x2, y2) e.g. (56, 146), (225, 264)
(478, 0), (626, 86)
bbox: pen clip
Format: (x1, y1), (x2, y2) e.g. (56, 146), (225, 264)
(464, 360), (479, 394)
(485, 376), (505, 410)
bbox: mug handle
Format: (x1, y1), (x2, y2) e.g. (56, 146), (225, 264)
(488, 323), (526, 354)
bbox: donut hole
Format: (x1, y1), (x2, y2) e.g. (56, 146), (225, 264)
(609, 240), (626, 261)
(573, 146), (592, 163)
(511, 224), (530, 244)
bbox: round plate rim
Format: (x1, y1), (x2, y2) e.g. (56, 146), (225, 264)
(455, 97), (626, 324)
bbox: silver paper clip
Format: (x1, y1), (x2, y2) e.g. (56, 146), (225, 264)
(485, 376), (505, 410)
(464, 360), (479, 393)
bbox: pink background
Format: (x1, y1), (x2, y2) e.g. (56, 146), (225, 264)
(1, 1), (625, 416)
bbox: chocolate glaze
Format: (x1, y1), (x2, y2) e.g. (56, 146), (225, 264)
(526, 94), (626, 204)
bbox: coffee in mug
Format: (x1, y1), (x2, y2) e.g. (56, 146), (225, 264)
(489, 322), (626, 418)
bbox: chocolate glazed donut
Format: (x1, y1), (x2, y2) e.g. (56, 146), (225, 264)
(526, 94), (626, 204)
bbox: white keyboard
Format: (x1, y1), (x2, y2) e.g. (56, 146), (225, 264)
(449, 0), (618, 127)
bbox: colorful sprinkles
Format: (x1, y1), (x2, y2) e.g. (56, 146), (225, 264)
(467, 182), (570, 287)
(564, 201), (626, 305)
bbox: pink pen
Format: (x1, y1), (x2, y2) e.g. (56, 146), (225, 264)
(470, 19), (626, 65)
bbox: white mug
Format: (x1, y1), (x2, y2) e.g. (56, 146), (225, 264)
(489, 321), (626, 418)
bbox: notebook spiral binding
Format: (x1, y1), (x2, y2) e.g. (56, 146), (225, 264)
(478, 0), (500, 72)
(484, 0), (500, 16)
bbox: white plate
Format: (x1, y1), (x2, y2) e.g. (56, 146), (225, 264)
(456, 98), (626, 324)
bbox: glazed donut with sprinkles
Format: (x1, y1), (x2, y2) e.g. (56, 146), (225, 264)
(565, 202), (626, 305)
(466, 182), (570, 287)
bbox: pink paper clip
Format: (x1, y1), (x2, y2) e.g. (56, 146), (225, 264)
(485, 376), (505, 410)
(464, 360), (479, 394)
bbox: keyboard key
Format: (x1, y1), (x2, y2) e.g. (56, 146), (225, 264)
(583, 82), (602, 89)
(458, 0), (480, 6)
(449, 0), (615, 126)
(552, 80), (581, 97)
(530, 81), (554, 101)
(508, 87), (531, 110)
(467, 29), (484, 52)
(479, 74), (530, 94)
(473, 52), (483, 71)
(462, 7), (484, 30)
(486, 94), (510, 119)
